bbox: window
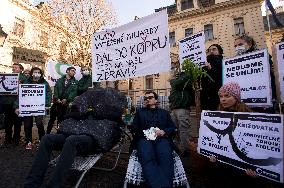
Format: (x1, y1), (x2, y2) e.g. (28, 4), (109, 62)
(234, 17), (245, 35)
(145, 75), (153, 90)
(129, 79), (133, 90)
(40, 31), (48, 47)
(12, 17), (25, 37)
(181, 0), (194, 11)
(204, 24), (214, 41)
(199, 0), (215, 8)
(185, 28), (193, 37)
(169, 31), (176, 47)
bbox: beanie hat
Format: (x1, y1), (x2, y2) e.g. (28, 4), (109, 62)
(218, 82), (241, 101)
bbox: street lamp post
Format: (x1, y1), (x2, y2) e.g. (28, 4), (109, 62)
(0, 24), (8, 47)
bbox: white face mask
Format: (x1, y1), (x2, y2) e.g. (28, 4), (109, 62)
(82, 70), (90, 75)
(33, 73), (41, 78)
(235, 45), (246, 56)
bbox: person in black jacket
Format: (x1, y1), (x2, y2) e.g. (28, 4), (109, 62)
(131, 91), (176, 188)
(77, 66), (92, 96)
(201, 44), (224, 111)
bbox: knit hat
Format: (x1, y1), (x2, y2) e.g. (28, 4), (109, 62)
(218, 82), (241, 101)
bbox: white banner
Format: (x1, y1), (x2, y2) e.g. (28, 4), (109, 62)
(198, 111), (283, 183)
(178, 32), (206, 66)
(0, 73), (18, 95)
(91, 10), (171, 82)
(223, 49), (272, 107)
(45, 60), (82, 87)
(19, 84), (46, 116)
(276, 42), (284, 103)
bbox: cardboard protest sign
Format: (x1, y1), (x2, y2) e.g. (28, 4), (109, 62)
(19, 84), (45, 116)
(91, 10), (171, 82)
(276, 42), (284, 103)
(0, 73), (19, 95)
(178, 32), (206, 66)
(223, 49), (272, 107)
(45, 60), (82, 87)
(198, 111), (283, 183)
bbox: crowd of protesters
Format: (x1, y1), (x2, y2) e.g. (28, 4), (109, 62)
(0, 34), (283, 187)
(0, 65), (93, 150)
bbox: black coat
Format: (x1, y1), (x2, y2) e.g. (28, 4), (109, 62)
(201, 55), (223, 111)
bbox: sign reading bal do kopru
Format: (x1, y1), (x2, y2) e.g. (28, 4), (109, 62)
(0, 73), (19, 95)
(223, 49), (272, 107)
(198, 111), (283, 183)
(19, 84), (46, 116)
(91, 10), (171, 82)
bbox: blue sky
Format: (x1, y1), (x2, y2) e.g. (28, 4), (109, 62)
(33, 0), (283, 24)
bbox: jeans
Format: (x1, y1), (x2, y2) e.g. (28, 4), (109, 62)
(24, 116), (45, 144)
(137, 138), (174, 188)
(24, 134), (97, 188)
(171, 109), (191, 152)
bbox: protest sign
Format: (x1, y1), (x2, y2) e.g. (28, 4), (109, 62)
(45, 60), (82, 87)
(276, 42), (284, 103)
(198, 111), (283, 183)
(178, 32), (206, 66)
(19, 84), (45, 116)
(0, 73), (18, 95)
(91, 9), (171, 82)
(223, 49), (272, 107)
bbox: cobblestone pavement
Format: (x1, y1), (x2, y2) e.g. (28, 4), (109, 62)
(0, 127), (283, 188)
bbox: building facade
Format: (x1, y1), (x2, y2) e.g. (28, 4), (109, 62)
(0, 0), (80, 73)
(117, 0), (267, 103)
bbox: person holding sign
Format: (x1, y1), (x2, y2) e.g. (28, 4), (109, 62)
(77, 66), (92, 96)
(209, 82), (257, 177)
(234, 35), (276, 111)
(15, 67), (52, 150)
(131, 91), (176, 188)
(46, 67), (78, 134)
(201, 44), (224, 111)
(0, 63), (26, 147)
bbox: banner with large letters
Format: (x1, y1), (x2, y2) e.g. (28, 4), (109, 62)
(45, 60), (82, 87)
(223, 49), (272, 107)
(276, 42), (284, 103)
(91, 10), (171, 82)
(198, 111), (283, 183)
(19, 84), (46, 116)
(178, 32), (206, 66)
(0, 73), (19, 95)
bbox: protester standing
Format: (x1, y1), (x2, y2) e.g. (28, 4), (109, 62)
(0, 63), (26, 146)
(46, 67), (78, 134)
(234, 35), (276, 112)
(15, 67), (52, 150)
(201, 44), (224, 111)
(169, 71), (193, 157)
(77, 66), (92, 96)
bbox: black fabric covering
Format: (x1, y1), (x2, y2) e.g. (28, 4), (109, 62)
(72, 87), (127, 121)
(58, 87), (127, 152)
(58, 119), (121, 152)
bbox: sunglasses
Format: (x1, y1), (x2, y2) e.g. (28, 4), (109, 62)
(144, 96), (155, 100)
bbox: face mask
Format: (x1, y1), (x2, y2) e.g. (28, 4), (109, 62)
(82, 70), (90, 75)
(235, 45), (246, 56)
(33, 73), (41, 78)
